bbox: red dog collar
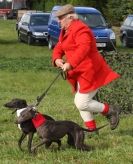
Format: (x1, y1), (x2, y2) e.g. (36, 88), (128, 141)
(32, 113), (46, 128)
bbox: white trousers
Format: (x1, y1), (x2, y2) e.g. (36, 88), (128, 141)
(74, 89), (105, 122)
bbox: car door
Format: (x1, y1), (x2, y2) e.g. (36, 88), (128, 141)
(128, 18), (133, 43)
(19, 14), (30, 42)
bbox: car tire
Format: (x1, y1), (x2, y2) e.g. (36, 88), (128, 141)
(122, 36), (128, 47)
(48, 37), (54, 50)
(27, 35), (33, 45)
(18, 33), (22, 42)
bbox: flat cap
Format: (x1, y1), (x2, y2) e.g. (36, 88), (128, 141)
(55, 4), (75, 17)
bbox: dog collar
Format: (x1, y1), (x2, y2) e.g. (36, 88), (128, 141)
(32, 113), (46, 128)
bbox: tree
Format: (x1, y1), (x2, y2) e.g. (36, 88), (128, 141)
(106, 0), (133, 25)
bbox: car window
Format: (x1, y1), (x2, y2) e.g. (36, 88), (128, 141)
(123, 16), (133, 26)
(48, 11), (59, 25)
(130, 20), (133, 27)
(30, 15), (49, 26)
(21, 14), (30, 24)
(78, 13), (107, 28)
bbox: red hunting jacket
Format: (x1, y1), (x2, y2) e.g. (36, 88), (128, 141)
(52, 19), (120, 93)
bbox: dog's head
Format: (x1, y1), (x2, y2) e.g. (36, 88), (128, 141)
(4, 98), (28, 109)
(16, 107), (36, 124)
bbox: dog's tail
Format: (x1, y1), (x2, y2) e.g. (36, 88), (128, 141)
(82, 123), (109, 133)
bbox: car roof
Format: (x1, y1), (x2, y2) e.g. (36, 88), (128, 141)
(52, 6), (101, 14)
(25, 12), (50, 16)
(127, 14), (133, 17)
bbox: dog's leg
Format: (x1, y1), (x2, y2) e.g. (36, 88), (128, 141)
(45, 141), (52, 149)
(31, 138), (49, 153)
(18, 132), (27, 151)
(56, 139), (61, 150)
(45, 139), (61, 150)
(75, 130), (82, 150)
(27, 132), (34, 153)
(76, 130), (90, 151)
(75, 130), (89, 151)
(67, 134), (75, 147)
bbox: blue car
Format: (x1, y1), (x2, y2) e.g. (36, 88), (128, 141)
(48, 6), (116, 51)
(17, 12), (50, 45)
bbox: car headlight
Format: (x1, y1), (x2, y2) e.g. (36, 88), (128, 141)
(110, 32), (116, 40)
(32, 32), (44, 36)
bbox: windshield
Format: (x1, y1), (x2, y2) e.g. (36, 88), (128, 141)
(30, 15), (49, 26)
(78, 13), (107, 28)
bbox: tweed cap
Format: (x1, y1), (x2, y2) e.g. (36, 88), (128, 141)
(55, 4), (75, 17)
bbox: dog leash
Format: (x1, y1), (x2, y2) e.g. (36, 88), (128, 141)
(11, 70), (66, 114)
(35, 69), (66, 107)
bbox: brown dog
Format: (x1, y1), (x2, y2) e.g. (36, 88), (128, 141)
(17, 107), (108, 153)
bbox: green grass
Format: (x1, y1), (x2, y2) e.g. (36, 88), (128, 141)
(0, 20), (133, 164)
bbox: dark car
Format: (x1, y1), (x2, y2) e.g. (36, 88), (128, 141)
(17, 12), (50, 45)
(120, 15), (133, 47)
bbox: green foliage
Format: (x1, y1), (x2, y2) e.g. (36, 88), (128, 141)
(97, 51), (133, 112)
(30, 0), (133, 25)
(26, 0), (133, 26)
(32, 0), (45, 11)
(106, 0), (133, 25)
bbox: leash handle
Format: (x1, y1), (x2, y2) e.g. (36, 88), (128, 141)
(60, 69), (67, 80)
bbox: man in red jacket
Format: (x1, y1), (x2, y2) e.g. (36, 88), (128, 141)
(52, 4), (121, 131)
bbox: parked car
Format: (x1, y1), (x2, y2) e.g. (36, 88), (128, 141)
(120, 15), (133, 47)
(17, 12), (50, 45)
(48, 6), (116, 51)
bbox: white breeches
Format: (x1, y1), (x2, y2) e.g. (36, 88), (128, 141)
(74, 89), (104, 121)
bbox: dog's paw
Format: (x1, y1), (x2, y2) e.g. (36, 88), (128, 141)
(31, 147), (37, 154)
(18, 143), (23, 152)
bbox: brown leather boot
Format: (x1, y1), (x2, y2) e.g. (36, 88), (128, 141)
(106, 105), (121, 130)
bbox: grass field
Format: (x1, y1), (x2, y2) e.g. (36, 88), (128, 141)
(0, 20), (133, 164)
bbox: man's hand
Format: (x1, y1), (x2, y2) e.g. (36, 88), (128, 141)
(61, 63), (72, 72)
(55, 59), (64, 68)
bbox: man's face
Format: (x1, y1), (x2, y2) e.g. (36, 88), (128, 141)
(58, 15), (70, 30)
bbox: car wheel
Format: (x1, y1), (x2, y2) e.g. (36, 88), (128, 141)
(18, 33), (22, 42)
(48, 37), (54, 50)
(122, 36), (128, 47)
(27, 35), (33, 45)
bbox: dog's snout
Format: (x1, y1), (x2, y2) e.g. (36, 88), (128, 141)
(4, 103), (8, 107)
(4, 102), (13, 108)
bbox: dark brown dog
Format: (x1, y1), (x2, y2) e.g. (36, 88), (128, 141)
(17, 107), (108, 153)
(4, 98), (61, 153)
